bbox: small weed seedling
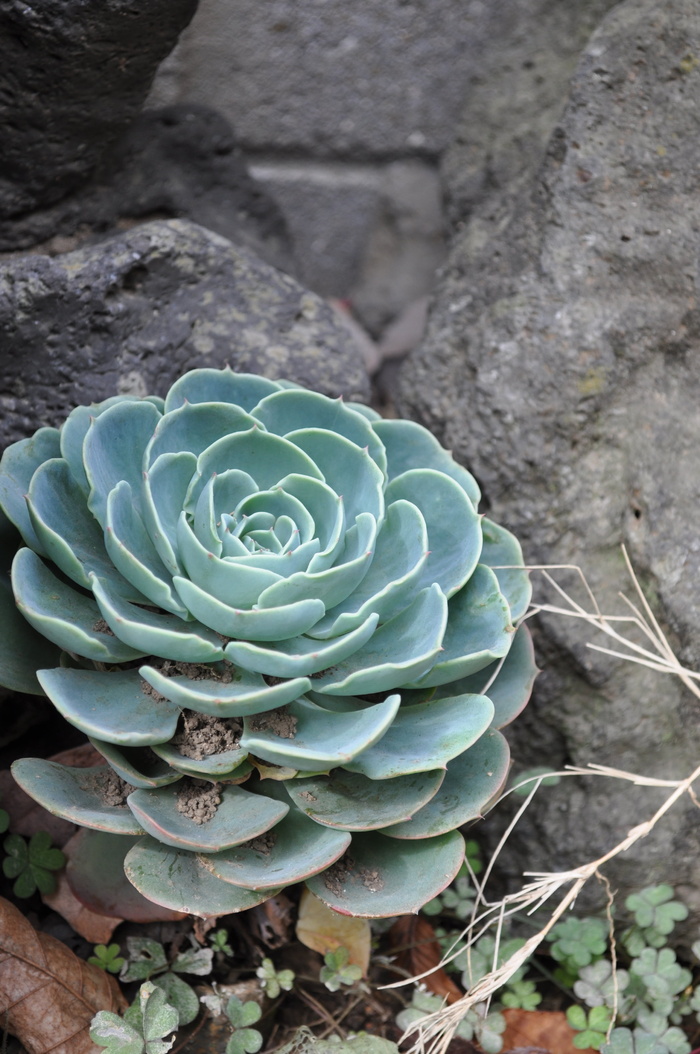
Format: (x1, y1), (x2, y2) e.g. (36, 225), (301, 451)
(90, 944), (126, 975)
(256, 957), (295, 999)
(2, 831), (65, 897)
(320, 947), (363, 992)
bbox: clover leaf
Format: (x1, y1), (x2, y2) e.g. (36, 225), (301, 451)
(547, 916), (608, 979)
(256, 958), (295, 999)
(601, 1027), (671, 1054)
(2, 830), (65, 897)
(500, 978), (542, 1011)
(90, 943), (126, 974)
(567, 1004), (613, 1050)
(91, 981), (179, 1054)
(320, 947), (363, 992)
(629, 948), (692, 1017)
(625, 887), (688, 937)
(574, 959), (631, 1011)
(225, 996), (263, 1054)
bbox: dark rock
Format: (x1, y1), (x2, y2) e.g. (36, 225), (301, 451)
(0, 219), (369, 447)
(0, 0), (198, 218)
(398, 0), (700, 920)
(0, 105), (293, 272)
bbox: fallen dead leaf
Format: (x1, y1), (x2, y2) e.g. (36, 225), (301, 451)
(249, 891), (295, 949)
(387, 915), (462, 1003)
(297, 887), (371, 974)
(502, 1008), (596, 1054)
(0, 894), (126, 1054)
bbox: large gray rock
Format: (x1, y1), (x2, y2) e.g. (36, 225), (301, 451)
(0, 0), (197, 219)
(0, 220), (369, 448)
(399, 0), (700, 916)
(0, 106), (292, 272)
(148, 0), (481, 159)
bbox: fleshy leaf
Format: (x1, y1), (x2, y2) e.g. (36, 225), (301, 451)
(142, 451), (198, 575)
(38, 668), (181, 746)
(0, 570), (61, 694)
(200, 801), (352, 889)
(224, 613), (379, 678)
(12, 548), (146, 662)
(0, 426), (62, 555)
(139, 662), (311, 718)
(311, 585), (447, 695)
(83, 399), (162, 526)
(379, 728), (510, 838)
(89, 739), (183, 789)
(240, 694), (401, 771)
(145, 400), (258, 466)
(91, 573), (225, 662)
(12, 759), (145, 835)
(407, 565), (513, 688)
(480, 518), (532, 621)
(345, 694), (494, 779)
(286, 767), (445, 831)
(127, 784), (288, 852)
(124, 836), (282, 917)
(163, 368), (281, 413)
(305, 829), (465, 917)
(373, 418), (481, 505)
(286, 428), (385, 527)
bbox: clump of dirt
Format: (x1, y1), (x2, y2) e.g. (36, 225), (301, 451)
(176, 778), (222, 824)
(323, 854), (384, 896)
(81, 768), (134, 807)
(249, 707), (297, 740)
(172, 711), (242, 760)
(242, 831), (276, 855)
(299, 790), (317, 802)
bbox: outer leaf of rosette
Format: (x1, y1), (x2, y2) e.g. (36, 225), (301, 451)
(310, 584), (447, 696)
(378, 728), (510, 838)
(432, 622), (538, 729)
(140, 662), (311, 718)
(124, 836), (282, 917)
(11, 758), (146, 835)
(37, 667), (181, 746)
(199, 795), (352, 890)
(176, 512), (281, 609)
(285, 429), (385, 538)
(89, 738), (183, 789)
(251, 389), (388, 477)
(163, 368), (282, 413)
(142, 451), (198, 575)
(25, 458), (142, 603)
(126, 783), (288, 853)
(83, 399), (162, 526)
(11, 548), (146, 662)
(90, 572), (225, 662)
(0, 531), (61, 694)
(307, 499), (428, 640)
(240, 694), (401, 772)
(105, 482), (189, 616)
(385, 469), (481, 598)
(224, 612), (378, 678)
(305, 829), (465, 917)
(173, 574), (325, 643)
(150, 743), (252, 782)
(343, 693), (494, 779)
(255, 513), (376, 612)
(285, 766), (445, 831)
(406, 565), (513, 689)
(0, 426), (61, 556)
(480, 517), (532, 621)
(373, 418), (481, 506)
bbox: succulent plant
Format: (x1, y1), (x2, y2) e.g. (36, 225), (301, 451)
(0, 369), (536, 918)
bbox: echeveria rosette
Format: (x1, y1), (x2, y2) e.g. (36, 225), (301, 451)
(0, 368), (536, 918)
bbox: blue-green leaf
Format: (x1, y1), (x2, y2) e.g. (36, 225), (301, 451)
(373, 418), (481, 506)
(286, 767), (445, 831)
(83, 400), (162, 526)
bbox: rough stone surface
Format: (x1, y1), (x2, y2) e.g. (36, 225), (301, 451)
(0, 0), (198, 219)
(398, 0), (700, 916)
(148, 0), (480, 159)
(0, 219), (369, 448)
(0, 106), (292, 272)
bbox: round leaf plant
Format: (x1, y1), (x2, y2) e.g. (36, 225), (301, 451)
(0, 368), (536, 918)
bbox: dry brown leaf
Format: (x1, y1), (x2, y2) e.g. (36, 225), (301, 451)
(502, 1008), (596, 1054)
(0, 894), (126, 1054)
(249, 891), (295, 949)
(297, 887), (371, 974)
(387, 916), (462, 1004)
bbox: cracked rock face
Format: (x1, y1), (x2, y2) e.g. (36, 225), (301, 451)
(0, 220), (369, 447)
(0, 0), (198, 219)
(398, 0), (700, 920)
